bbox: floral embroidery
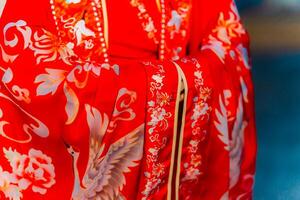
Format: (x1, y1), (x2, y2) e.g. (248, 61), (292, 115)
(168, 1), (191, 36)
(0, 19), (117, 126)
(130, 0), (192, 60)
(202, 2), (246, 63)
(141, 61), (171, 199)
(180, 58), (212, 182)
(0, 20), (77, 66)
(30, 29), (76, 65)
(166, 0), (192, 60)
(51, 0), (103, 59)
(0, 0), (256, 199)
(130, 0), (159, 44)
(0, 148), (55, 200)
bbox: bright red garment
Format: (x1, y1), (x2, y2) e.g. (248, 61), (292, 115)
(0, 0), (256, 199)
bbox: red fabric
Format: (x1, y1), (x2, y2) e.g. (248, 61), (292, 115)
(0, 0), (256, 199)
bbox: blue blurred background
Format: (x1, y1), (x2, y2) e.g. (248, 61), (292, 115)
(236, 0), (300, 199)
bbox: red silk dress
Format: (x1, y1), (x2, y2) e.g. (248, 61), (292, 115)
(0, 0), (257, 199)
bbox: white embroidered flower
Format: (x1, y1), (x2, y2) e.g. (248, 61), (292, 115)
(25, 149), (56, 194)
(148, 101), (155, 107)
(193, 103), (209, 118)
(142, 178), (161, 198)
(150, 107), (167, 124)
(189, 140), (199, 153)
(194, 70), (202, 80)
(2, 148), (56, 196)
(3, 148), (27, 177)
(148, 148), (158, 157)
(167, 10), (182, 31)
(152, 74), (163, 84)
(183, 167), (201, 181)
(189, 140), (199, 148)
(145, 19), (155, 33)
(0, 167), (22, 200)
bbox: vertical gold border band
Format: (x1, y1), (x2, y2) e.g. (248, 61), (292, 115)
(167, 62), (189, 200)
(155, 0), (162, 12)
(167, 63), (182, 200)
(173, 62), (189, 200)
(101, 0), (109, 48)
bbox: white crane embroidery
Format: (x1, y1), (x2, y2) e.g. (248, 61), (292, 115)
(66, 104), (144, 200)
(214, 93), (248, 189)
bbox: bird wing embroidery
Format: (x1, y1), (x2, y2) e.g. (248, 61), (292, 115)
(82, 104), (144, 199)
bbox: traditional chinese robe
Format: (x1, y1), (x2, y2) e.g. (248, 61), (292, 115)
(0, 0), (256, 199)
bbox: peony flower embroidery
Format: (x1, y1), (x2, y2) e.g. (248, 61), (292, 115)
(0, 148), (56, 199)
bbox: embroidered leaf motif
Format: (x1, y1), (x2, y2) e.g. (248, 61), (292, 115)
(240, 77), (249, 103)
(237, 44), (251, 70)
(167, 10), (182, 31)
(2, 67), (13, 84)
(63, 82), (79, 125)
(34, 68), (66, 96)
(85, 104), (109, 160)
(229, 95), (247, 188)
(202, 36), (226, 63)
(214, 93), (229, 150)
